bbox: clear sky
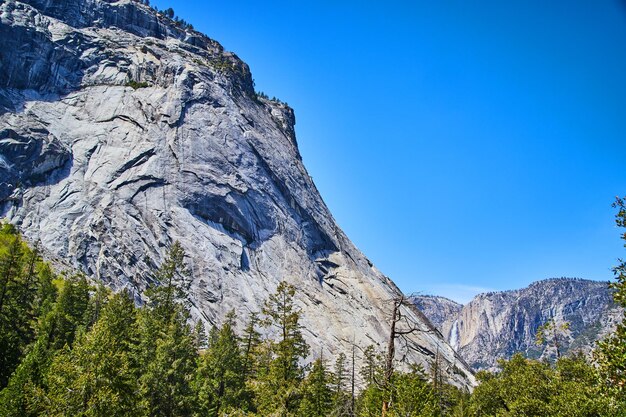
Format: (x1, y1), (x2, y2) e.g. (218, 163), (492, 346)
(154, 0), (626, 303)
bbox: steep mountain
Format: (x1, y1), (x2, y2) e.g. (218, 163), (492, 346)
(412, 278), (622, 370)
(412, 295), (462, 347)
(0, 0), (474, 386)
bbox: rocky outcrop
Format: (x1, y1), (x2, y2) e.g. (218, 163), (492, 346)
(412, 296), (463, 349)
(0, 0), (474, 386)
(412, 278), (622, 370)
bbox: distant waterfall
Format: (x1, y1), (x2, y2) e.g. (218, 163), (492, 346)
(449, 320), (459, 350)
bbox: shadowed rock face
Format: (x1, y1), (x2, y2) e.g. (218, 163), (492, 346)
(0, 0), (475, 386)
(412, 278), (622, 371)
(0, 124), (72, 200)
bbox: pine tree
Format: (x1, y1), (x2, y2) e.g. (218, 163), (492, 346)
(0, 273), (90, 415)
(360, 345), (382, 386)
(257, 281), (309, 415)
(262, 281), (309, 382)
(356, 345), (388, 417)
(194, 311), (247, 416)
(81, 283), (111, 330)
(44, 291), (141, 416)
(45, 274), (92, 351)
(138, 242), (198, 416)
(137, 240), (192, 366)
(237, 309), (262, 414)
(391, 365), (438, 417)
(299, 357), (332, 417)
(0, 335), (51, 416)
(240, 311), (262, 384)
(331, 353), (351, 416)
(32, 262), (57, 318)
(140, 309), (197, 417)
(0, 224), (24, 318)
(0, 226), (56, 387)
(147, 241), (191, 322)
(193, 320), (208, 350)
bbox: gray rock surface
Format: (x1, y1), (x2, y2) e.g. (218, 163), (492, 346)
(412, 278), (622, 370)
(0, 0), (474, 387)
(412, 296), (463, 350)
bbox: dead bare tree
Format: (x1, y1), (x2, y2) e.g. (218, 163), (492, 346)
(378, 293), (434, 417)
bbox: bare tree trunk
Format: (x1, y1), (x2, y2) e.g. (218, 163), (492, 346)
(379, 293), (431, 417)
(382, 298), (401, 417)
(351, 342), (355, 417)
(553, 326), (561, 359)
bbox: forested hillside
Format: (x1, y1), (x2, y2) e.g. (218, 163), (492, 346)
(0, 224), (470, 416)
(1, 220), (626, 416)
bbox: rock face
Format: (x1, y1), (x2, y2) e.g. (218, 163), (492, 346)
(412, 296), (463, 349)
(412, 278), (622, 370)
(0, 0), (474, 386)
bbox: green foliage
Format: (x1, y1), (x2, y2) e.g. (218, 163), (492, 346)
(126, 80), (150, 89)
(262, 281), (308, 381)
(193, 320), (208, 350)
(240, 311), (262, 384)
(299, 358), (333, 417)
(535, 318), (570, 360)
(468, 353), (614, 417)
(469, 355), (553, 416)
(138, 242), (197, 416)
(0, 273), (91, 416)
(209, 56), (236, 73)
(0, 336), (50, 416)
(428, 350), (469, 416)
(357, 382), (385, 417)
(44, 291), (141, 416)
(254, 90), (287, 105)
(595, 197), (626, 406)
(357, 365), (441, 417)
(255, 281), (309, 415)
(194, 311), (249, 416)
(45, 274), (92, 350)
(389, 368), (439, 417)
(330, 352), (353, 416)
(0, 226), (56, 388)
(4, 226), (625, 417)
(140, 312), (197, 417)
(146, 241), (191, 320)
(360, 344), (383, 386)
(151, 5), (194, 29)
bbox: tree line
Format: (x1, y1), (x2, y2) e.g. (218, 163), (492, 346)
(0, 194), (626, 417)
(132, 0), (195, 31)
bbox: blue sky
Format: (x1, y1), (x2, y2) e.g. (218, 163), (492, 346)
(156, 0), (626, 303)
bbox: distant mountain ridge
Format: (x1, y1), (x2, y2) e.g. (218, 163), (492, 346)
(412, 278), (622, 370)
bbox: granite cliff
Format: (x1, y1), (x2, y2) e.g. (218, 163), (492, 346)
(0, 0), (474, 386)
(413, 278), (621, 370)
